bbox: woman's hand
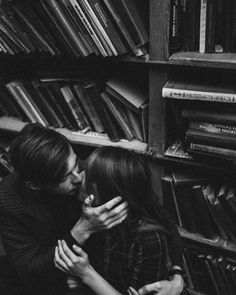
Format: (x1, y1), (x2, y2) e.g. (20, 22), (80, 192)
(54, 240), (92, 280)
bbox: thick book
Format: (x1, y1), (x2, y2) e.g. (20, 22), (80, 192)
(185, 128), (236, 150)
(73, 82), (105, 133)
(86, 0), (127, 55)
(101, 0), (146, 56)
(162, 80), (236, 103)
(6, 81), (48, 126)
(43, 0), (85, 57)
(68, 0), (108, 56)
(101, 91), (134, 141)
(189, 121), (236, 136)
(182, 107), (236, 126)
(192, 185), (219, 239)
(60, 84), (91, 131)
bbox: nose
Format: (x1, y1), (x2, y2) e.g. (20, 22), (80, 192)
(71, 170), (84, 183)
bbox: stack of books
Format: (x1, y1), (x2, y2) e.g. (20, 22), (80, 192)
(162, 79), (236, 163)
(0, 74), (149, 143)
(0, 0), (148, 57)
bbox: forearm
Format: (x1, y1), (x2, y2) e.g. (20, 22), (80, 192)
(82, 266), (122, 295)
(169, 274), (184, 294)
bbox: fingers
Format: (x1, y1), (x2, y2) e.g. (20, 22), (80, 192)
(54, 246), (68, 272)
(97, 196), (123, 212)
(138, 282), (161, 295)
(72, 244), (87, 259)
(128, 287), (139, 295)
(58, 240), (73, 266)
(82, 195), (94, 209)
(106, 213), (127, 229)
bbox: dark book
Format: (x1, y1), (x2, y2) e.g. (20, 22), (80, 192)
(218, 257), (235, 295)
(192, 185), (219, 239)
(101, 91), (134, 141)
(189, 121), (236, 137)
(60, 84), (91, 131)
(225, 188), (236, 216)
(182, 107), (236, 126)
(68, 0), (108, 56)
(126, 107), (143, 142)
(185, 128), (236, 150)
(73, 82), (105, 133)
(86, 0), (127, 55)
(202, 185), (229, 240)
(217, 186), (236, 225)
(101, 0), (146, 56)
(110, 0), (148, 47)
(6, 80), (48, 126)
(169, 0), (183, 52)
(60, 0), (94, 55)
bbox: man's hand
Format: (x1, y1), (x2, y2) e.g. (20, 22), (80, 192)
(67, 276), (80, 290)
(133, 275), (184, 295)
(71, 195), (128, 244)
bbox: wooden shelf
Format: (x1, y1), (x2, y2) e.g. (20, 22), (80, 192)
(169, 52), (236, 70)
(179, 228), (236, 254)
(0, 116), (148, 153)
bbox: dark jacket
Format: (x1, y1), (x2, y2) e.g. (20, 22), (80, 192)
(0, 172), (82, 295)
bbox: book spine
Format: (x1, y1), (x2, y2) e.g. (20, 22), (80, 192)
(163, 87), (236, 103)
(190, 143), (236, 158)
(87, 0), (127, 55)
(80, 0), (118, 55)
(68, 0), (108, 56)
(189, 121), (236, 136)
(102, 0), (143, 56)
(199, 0), (207, 53)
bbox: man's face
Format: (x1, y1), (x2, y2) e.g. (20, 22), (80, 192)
(45, 147), (85, 196)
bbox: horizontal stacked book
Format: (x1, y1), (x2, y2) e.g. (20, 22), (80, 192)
(0, 73), (149, 144)
(162, 78), (236, 164)
(0, 0), (148, 57)
(169, 0), (236, 54)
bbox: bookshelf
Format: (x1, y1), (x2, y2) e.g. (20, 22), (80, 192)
(0, 1), (235, 295)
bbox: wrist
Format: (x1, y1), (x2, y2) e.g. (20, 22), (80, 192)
(71, 218), (92, 245)
(81, 265), (96, 285)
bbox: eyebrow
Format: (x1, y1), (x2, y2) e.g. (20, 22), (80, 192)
(63, 156), (79, 179)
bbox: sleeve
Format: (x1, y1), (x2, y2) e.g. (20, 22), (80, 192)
(128, 231), (170, 291)
(0, 212), (79, 287)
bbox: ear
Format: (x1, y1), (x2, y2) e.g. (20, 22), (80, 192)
(25, 181), (41, 191)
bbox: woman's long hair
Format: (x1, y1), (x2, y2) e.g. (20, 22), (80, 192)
(85, 146), (172, 235)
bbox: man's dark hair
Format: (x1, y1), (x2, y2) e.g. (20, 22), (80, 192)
(9, 123), (71, 186)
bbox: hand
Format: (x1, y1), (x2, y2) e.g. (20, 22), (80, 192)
(54, 240), (92, 280)
(71, 195), (128, 244)
(66, 276), (80, 290)
(138, 276), (184, 295)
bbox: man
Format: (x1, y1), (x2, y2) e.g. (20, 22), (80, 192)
(0, 123), (184, 295)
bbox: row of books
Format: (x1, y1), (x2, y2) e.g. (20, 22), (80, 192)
(0, 74), (148, 143)
(169, 0), (236, 54)
(162, 171), (236, 243)
(0, 0), (148, 57)
(183, 248), (236, 295)
(162, 78), (236, 163)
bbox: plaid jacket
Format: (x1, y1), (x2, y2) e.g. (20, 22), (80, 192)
(87, 221), (172, 294)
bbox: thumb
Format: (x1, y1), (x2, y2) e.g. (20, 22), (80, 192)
(82, 194), (94, 209)
(73, 245), (86, 257)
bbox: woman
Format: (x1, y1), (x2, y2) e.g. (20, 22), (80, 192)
(55, 146), (181, 295)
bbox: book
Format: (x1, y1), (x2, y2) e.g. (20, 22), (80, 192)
(101, 0), (146, 56)
(73, 82), (105, 133)
(6, 80), (48, 126)
(162, 80), (236, 103)
(199, 0), (216, 53)
(77, 0), (118, 56)
(169, 0), (183, 51)
(86, 0), (127, 55)
(101, 91), (134, 141)
(68, 0), (108, 56)
(189, 121), (236, 136)
(164, 141), (193, 160)
(60, 84), (91, 131)
(185, 128), (236, 150)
